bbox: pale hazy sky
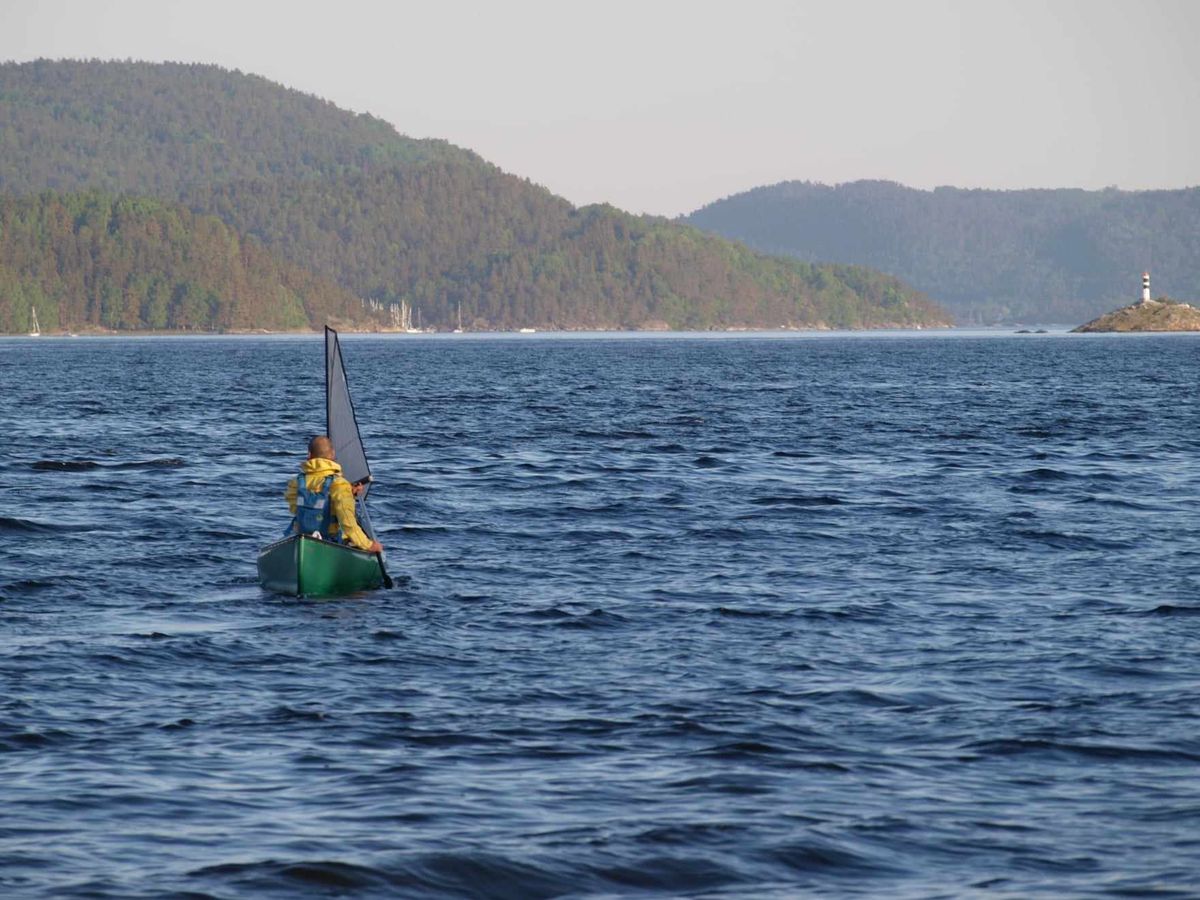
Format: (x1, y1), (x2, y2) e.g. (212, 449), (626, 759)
(2, 0), (1197, 216)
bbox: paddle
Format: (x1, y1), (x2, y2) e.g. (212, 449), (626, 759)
(376, 550), (394, 590)
(354, 484), (393, 590)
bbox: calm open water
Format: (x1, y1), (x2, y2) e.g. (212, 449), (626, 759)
(2, 332), (1199, 899)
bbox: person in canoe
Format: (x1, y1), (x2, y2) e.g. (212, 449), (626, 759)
(285, 435), (383, 554)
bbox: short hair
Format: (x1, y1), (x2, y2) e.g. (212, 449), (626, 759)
(308, 435), (334, 459)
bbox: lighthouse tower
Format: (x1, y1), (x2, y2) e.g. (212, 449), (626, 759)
(1141, 271), (1151, 304)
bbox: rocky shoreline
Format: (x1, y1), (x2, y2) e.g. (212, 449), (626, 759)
(1072, 298), (1200, 333)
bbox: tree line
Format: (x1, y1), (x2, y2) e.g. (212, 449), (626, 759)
(686, 179), (1200, 324)
(0, 192), (371, 333)
(184, 165), (946, 330)
(0, 60), (949, 332)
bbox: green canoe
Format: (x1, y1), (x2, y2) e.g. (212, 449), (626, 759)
(257, 533), (385, 597)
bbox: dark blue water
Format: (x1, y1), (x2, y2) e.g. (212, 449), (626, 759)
(2, 332), (1199, 898)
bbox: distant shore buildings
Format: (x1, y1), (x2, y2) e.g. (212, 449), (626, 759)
(1142, 271), (1151, 304)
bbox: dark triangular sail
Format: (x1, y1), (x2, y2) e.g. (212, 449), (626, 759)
(325, 326), (378, 542)
(326, 327), (372, 509)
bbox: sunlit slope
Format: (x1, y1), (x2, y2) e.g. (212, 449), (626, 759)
(0, 192), (367, 333)
(0, 61), (949, 330)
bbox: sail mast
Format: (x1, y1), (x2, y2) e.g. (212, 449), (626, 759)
(325, 326), (378, 544)
(325, 326), (371, 489)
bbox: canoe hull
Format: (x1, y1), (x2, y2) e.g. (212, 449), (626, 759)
(257, 534), (384, 597)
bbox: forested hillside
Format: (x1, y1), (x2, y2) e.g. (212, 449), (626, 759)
(0, 60), (949, 331)
(185, 166), (941, 330)
(685, 180), (1200, 324)
(0, 58), (474, 192)
(0, 193), (366, 333)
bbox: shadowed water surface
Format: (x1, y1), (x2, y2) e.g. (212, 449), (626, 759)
(2, 332), (1199, 898)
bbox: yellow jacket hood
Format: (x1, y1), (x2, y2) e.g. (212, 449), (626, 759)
(300, 457), (343, 481)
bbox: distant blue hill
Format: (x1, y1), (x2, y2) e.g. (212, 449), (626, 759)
(684, 180), (1200, 324)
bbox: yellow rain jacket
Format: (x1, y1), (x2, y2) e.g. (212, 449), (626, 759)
(285, 457), (374, 551)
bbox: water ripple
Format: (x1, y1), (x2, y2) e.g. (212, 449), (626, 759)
(1, 332), (1198, 897)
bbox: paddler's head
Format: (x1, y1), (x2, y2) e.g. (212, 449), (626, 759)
(308, 435), (335, 461)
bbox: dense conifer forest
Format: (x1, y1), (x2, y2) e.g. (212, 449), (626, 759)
(0, 192), (366, 333)
(685, 180), (1200, 324)
(0, 60), (947, 332)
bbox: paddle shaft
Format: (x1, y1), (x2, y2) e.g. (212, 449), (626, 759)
(376, 552), (394, 589)
(355, 487), (393, 590)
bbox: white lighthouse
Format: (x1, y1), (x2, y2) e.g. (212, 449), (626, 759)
(1141, 271), (1151, 304)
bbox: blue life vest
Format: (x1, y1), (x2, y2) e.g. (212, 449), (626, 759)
(294, 474), (335, 537)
